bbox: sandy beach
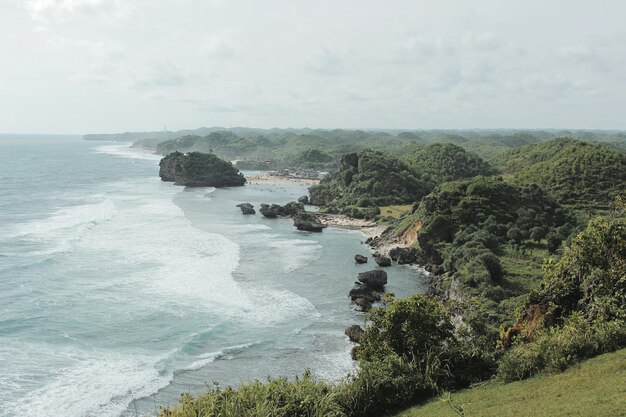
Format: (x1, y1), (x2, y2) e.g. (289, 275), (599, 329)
(246, 175), (320, 186)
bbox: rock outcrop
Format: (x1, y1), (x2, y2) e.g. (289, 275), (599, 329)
(354, 254), (368, 264)
(375, 255), (391, 267)
(345, 325), (364, 343)
(236, 203), (255, 215)
(293, 212), (326, 232)
(349, 286), (380, 303)
(358, 270), (387, 290)
(389, 246), (419, 264)
(353, 297), (372, 312)
(259, 203), (283, 218)
(159, 151), (246, 187)
(298, 195), (309, 204)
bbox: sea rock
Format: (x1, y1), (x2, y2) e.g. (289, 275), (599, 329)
(358, 270), (388, 290)
(282, 201), (304, 216)
(345, 325), (364, 343)
(159, 151), (246, 187)
(236, 203), (255, 215)
(354, 297), (372, 312)
(389, 246), (419, 264)
(355, 254), (368, 264)
(298, 195), (309, 204)
(259, 203), (283, 218)
(349, 286), (380, 303)
(293, 212), (326, 232)
(375, 255), (391, 267)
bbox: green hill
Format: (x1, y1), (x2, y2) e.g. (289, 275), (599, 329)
(309, 149), (431, 208)
(395, 348), (626, 417)
(494, 138), (626, 207)
(408, 143), (496, 184)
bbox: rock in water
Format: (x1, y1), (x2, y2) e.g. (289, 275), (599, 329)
(355, 254), (368, 264)
(358, 270), (387, 290)
(375, 255), (391, 267)
(159, 152), (246, 187)
(298, 195), (309, 204)
(348, 286), (380, 302)
(293, 212), (326, 232)
(259, 203), (284, 218)
(345, 325), (364, 343)
(354, 297), (372, 312)
(236, 203), (255, 215)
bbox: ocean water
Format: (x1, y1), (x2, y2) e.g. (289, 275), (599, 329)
(0, 135), (427, 417)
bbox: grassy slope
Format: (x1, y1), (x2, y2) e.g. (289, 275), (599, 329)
(395, 348), (626, 417)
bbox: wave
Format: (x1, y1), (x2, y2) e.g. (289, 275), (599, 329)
(93, 143), (162, 161)
(0, 343), (172, 417)
(183, 342), (259, 372)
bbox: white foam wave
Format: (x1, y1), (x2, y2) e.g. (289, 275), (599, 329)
(10, 200), (116, 256)
(93, 143), (162, 161)
(265, 238), (322, 273)
(1, 344), (171, 417)
(184, 342), (258, 371)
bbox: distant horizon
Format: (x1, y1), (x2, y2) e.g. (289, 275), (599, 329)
(2, 126), (626, 137)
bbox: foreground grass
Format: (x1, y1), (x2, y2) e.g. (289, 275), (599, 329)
(395, 348), (626, 417)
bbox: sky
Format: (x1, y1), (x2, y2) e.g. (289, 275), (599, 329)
(1, 0), (626, 134)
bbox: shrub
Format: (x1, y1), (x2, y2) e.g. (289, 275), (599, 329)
(498, 314), (626, 382)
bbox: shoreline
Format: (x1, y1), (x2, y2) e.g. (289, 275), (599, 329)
(313, 213), (389, 239)
(246, 175), (320, 186)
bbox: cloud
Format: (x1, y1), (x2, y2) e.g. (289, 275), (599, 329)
(24, 0), (133, 22)
(462, 32), (501, 51)
(131, 62), (188, 90)
(197, 32), (238, 61)
(304, 48), (346, 76)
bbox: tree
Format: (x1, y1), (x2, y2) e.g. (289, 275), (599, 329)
(530, 226), (547, 242)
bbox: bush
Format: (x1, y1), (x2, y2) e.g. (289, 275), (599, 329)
(498, 314), (626, 382)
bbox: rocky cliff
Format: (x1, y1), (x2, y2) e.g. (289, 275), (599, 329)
(159, 151), (246, 187)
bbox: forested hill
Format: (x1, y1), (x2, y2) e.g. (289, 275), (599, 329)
(494, 138), (626, 207)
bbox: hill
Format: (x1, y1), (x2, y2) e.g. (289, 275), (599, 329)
(308, 150), (431, 209)
(494, 138), (626, 207)
(408, 143), (496, 184)
(395, 348), (626, 417)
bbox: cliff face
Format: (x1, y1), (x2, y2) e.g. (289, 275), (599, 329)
(159, 151), (246, 187)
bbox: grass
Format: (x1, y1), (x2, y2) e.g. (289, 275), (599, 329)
(379, 205), (412, 219)
(395, 348), (626, 417)
(498, 243), (547, 295)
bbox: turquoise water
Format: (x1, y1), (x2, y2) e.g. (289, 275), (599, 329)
(0, 136), (427, 417)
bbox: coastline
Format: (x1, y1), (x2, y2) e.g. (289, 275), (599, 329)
(313, 213), (388, 239)
(246, 174), (320, 186)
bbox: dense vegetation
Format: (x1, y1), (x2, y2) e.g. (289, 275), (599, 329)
(309, 150), (431, 212)
(494, 138), (626, 207)
(407, 143), (496, 184)
(159, 151), (246, 187)
(90, 127), (626, 174)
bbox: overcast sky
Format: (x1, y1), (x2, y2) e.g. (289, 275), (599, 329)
(1, 0), (626, 134)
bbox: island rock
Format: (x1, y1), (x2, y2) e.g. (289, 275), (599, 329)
(159, 151), (246, 187)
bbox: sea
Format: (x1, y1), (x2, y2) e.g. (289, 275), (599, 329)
(0, 135), (427, 417)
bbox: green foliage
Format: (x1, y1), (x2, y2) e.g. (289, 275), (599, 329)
(408, 143), (496, 184)
(529, 211), (626, 323)
(358, 294), (454, 362)
(498, 314), (626, 382)
(159, 370), (344, 417)
(309, 149), (431, 208)
(159, 151), (246, 187)
(494, 138), (626, 207)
